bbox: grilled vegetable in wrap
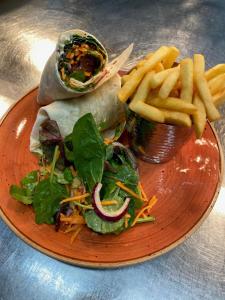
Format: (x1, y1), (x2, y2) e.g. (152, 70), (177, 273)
(31, 75), (124, 154)
(38, 29), (133, 105)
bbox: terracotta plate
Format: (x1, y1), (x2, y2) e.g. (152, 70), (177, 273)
(0, 88), (222, 268)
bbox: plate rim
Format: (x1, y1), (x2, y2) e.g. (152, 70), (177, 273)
(0, 88), (223, 269)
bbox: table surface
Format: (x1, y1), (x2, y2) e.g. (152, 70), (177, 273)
(1, 1), (225, 299)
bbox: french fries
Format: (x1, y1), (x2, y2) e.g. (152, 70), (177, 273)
(162, 110), (192, 127)
(194, 54), (220, 121)
(193, 54), (205, 78)
(131, 101), (165, 123)
(149, 97), (197, 114)
(192, 94), (207, 138)
(213, 89), (225, 107)
(205, 64), (225, 80)
(208, 73), (225, 95)
(195, 76), (220, 121)
(121, 68), (136, 85)
(154, 62), (164, 72)
(118, 46), (170, 102)
(180, 58), (193, 103)
(163, 46), (180, 69)
(117, 45), (225, 139)
(149, 67), (179, 88)
(158, 68), (180, 99)
(129, 71), (155, 109)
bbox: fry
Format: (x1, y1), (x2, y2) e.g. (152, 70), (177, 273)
(136, 60), (147, 68)
(145, 52), (154, 59)
(195, 77), (220, 121)
(129, 71), (155, 109)
(158, 67), (180, 99)
(208, 73), (225, 95)
(205, 64), (225, 81)
(131, 101), (165, 123)
(154, 62), (164, 72)
(162, 109), (192, 127)
(162, 46), (180, 69)
(149, 66), (179, 89)
(121, 68), (136, 85)
(180, 58), (193, 102)
(118, 46), (170, 102)
(194, 54), (220, 121)
(149, 97), (197, 114)
(213, 89), (225, 106)
(192, 94), (207, 138)
(193, 54), (205, 78)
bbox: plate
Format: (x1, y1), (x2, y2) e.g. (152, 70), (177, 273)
(0, 88), (223, 268)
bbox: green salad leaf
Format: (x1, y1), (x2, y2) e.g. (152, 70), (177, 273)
(10, 185), (33, 205)
(72, 113), (105, 192)
(32, 178), (68, 224)
(9, 170), (39, 205)
(70, 70), (86, 82)
(20, 170), (38, 195)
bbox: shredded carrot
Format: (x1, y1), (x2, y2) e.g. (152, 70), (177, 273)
(124, 213), (131, 229)
(141, 212), (147, 218)
(131, 195), (158, 227)
(125, 218), (128, 228)
(84, 71), (91, 76)
(70, 166), (77, 177)
(45, 165), (51, 173)
(64, 225), (75, 233)
(138, 146), (146, 154)
(104, 137), (114, 145)
(101, 200), (118, 206)
(138, 182), (148, 202)
(60, 193), (90, 204)
(60, 214), (86, 225)
(70, 225), (83, 244)
(147, 195), (158, 211)
(116, 181), (145, 202)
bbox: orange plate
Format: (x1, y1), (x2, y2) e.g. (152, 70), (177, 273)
(0, 88), (223, 268)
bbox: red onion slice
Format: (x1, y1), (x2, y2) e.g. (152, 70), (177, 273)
(92, 183), (130, 222)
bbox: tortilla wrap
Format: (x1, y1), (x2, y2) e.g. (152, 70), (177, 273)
(38, 29), (133, 105)
(31, 74), (124, 154)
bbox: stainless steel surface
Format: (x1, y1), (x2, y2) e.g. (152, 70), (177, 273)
(0, 0), (225, 299)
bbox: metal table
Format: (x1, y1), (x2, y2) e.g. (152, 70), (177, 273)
(1, 1), (225, 299)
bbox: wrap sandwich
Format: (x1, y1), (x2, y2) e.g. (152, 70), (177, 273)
(38, 29), (133, 105)
(31, 74), (125, 154)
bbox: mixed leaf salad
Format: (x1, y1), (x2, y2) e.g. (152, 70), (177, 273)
(10, 113), (157, 242)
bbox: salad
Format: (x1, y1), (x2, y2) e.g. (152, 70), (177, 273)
(10, 113), (157, 243)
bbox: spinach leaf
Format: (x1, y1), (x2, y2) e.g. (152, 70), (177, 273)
(103, 150), (142, 210)
(70, 70), (86, 82)
(9, 170), (39, 205)
(104, 159), (138, 187)
(9, 185), (33, 205)
(63, 168), (74, 183)
(127, 198), (136, 227)
(54, 168), (73, 185)
(20, 170), (38, 196)
(32, 178), (68, 224)
(32, 145), (68, 224)
(72, 113), (105, 192)
(64, 133), (74, 162)
(105, 144), (114, 161)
